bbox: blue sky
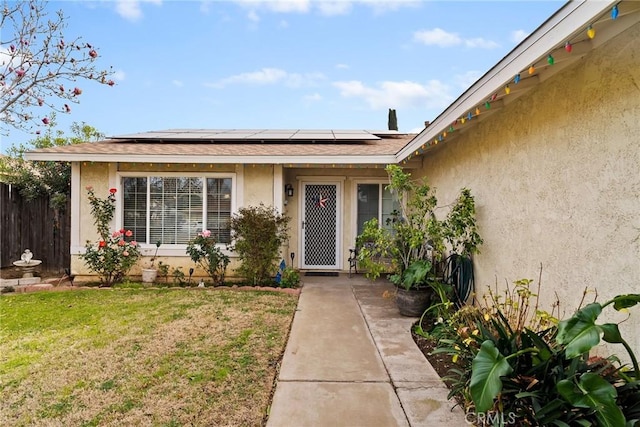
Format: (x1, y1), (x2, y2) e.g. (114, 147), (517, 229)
(3, 0), (565, 149)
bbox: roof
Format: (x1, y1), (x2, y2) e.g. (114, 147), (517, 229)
(24, 130), (415, 165)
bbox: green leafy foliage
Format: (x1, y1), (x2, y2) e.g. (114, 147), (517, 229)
(0, 119), (103, 209)
(79, 187), (140, 286)
(186, 230), (230, 286)
(443, 188), (483, 256)
(557, 373), (625, 427)
(433, 274), (640, 425)
(279, 267), (300, 288)
(470, 340), (514, 412)
(228, 204), (290, 286)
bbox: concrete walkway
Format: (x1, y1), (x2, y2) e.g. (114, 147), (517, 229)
(267, 275), (466, 427)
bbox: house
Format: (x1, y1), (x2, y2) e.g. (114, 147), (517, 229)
(26, 1), (639, 356)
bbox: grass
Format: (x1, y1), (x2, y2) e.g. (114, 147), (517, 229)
(0, 288), (298, 426)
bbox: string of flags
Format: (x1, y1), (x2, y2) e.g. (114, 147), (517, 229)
(403, 2), (621, 164)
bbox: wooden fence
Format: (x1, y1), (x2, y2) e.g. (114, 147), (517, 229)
(0, 183), (71, 272)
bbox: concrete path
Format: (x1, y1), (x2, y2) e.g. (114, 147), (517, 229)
(267, 275), (466, 427)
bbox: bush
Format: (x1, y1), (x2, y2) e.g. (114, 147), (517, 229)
(279, 267), (300, 288)
(433, 278), (640, 425)
(185, 230), (229, 286)
(80, 187), (140, 286)
(229, 204), (290, 286)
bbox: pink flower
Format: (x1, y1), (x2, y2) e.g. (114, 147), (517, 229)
(107, 80), (115, 86)
(15, 68), (25, 77)
(42, 117), (49, 125)
(125, 230), (133, 237)
(201, 229), (211, 238)
(122, 251), (129, 257)
(73, 87), (82, 96)
(118, 240), (126, 246)
(85, 185), (93, 191)
(130, 241), (137, 246)
(89, 49), (98, 58)
(112, 231), (121, 238)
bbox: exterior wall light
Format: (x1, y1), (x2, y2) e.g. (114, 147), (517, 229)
(285, 184), (294, 197)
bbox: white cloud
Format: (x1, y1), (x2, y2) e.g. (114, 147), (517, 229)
(207, 68), (325, 88)
(332, 79), (453, 110)
(115, 0), (162, 22)
(335, 63), (349, 70)
(413, 28), (461, 47)
(414, 27), (499, 49)
(510, 29), (529, 44)
(464, 37), (499, 49)
(231, 0), (418, 16)
(316, 2), (352, 16)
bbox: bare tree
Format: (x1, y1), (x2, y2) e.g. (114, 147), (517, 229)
(1, 0), (114, 135)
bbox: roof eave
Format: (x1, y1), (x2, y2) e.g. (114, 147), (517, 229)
(24, 152), (399, 165)
(396, 0), (619, 162)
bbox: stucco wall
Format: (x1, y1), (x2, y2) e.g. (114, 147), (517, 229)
(416, 23), (640, 357)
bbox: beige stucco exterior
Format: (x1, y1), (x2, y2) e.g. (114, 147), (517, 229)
(415, 22), (640, 358)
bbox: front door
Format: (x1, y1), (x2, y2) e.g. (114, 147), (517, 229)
(301, 183), (340, 269)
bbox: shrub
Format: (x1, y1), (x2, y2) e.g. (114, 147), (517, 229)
(229, 204), (290, 286)
(80, 187), (140, 286)
(186, 230), (229, 286)
(279, 267), (300, 288)
(433, 277), (640, 425)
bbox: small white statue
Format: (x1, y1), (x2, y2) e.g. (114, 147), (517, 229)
(21, 249), (33, 264)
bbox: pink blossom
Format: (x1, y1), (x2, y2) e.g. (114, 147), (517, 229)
(42, 117), (49, 125)
(85, 185), (93, 191)
(89, 49), (98, 58)
(201, 229), (211, 238)
(125, 230), (133, 237)
(9, 44), (15, 52)
(73, 87), (82, 96)
(118, 240), (126, 246)
(107, 80), (115, 86)
(15, 68), (25, 77)
(122, 251), (129, 257)
(130, 241), (137, 246)
(112, 231), (121, 238)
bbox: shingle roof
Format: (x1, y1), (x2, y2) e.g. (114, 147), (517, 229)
(25, 130), (416, 164)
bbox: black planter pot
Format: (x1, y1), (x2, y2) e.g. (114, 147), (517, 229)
(396, 287), (433, 317)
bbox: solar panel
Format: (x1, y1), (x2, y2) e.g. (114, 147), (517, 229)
(109, 129), (383, 142)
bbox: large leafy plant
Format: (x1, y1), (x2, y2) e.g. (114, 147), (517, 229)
(437, 280), (640, 425)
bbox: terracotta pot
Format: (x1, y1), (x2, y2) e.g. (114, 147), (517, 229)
(396, 287), (433, 317)
(141, 268), (157, 283)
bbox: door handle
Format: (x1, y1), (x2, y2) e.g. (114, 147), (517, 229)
(302, 221), (305, 229)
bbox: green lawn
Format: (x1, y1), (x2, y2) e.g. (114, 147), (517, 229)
(0, 288), (298, 426)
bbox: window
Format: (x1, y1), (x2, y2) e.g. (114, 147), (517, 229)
(122, 175), (233, 245)
(356, 183), (399, 235)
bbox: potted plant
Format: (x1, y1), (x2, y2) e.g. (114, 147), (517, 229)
(442, 188), (483, 306)
(357, 165), (445, 316)
(141, 241), (161, 283)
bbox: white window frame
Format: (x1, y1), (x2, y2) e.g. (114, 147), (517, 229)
(115, 172), (236, 256)
(351, 179), (398, 242)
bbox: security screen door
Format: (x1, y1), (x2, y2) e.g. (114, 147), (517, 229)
(301, 183), (340, 269)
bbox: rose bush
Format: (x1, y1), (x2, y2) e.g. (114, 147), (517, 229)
(185, 229), (229, 286)
(80, 187), (140, 286)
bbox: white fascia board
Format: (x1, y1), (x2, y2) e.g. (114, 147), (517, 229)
(24, 152), (398, 165)
(397, 0), (616, 161)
